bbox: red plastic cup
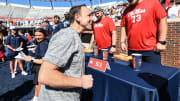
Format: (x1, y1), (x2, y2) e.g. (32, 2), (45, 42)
(132, 53), (142, 71)
(102, 49), (108, 60)
(94, 46), (99, 57)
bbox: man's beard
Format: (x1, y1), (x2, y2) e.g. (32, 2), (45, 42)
(96, 16), (102, 22)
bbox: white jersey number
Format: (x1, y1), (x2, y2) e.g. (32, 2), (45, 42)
(131, 14), (141, 23)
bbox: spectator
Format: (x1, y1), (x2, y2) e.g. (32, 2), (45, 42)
(38, 4), (93, 101)
(116, 4), (123, 17)
(25, 28), (49, 101)
(120, 0), (167, 64)
(116, 4), (123, 20)
(52, 15), (64, 35)
(167, 0), (179, 18)
(63, 12), (70, 28)
(42, 20), (53, 32)
(89, 7), (117, 58)
(14, 29), (28, 75)
(5, 26), (27, 78)
(12, 21), (16, 26)
(110, 8), (117, 22)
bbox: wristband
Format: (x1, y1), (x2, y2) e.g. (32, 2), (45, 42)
(31, 58), (35, 62)
(158, 41), (166, 45)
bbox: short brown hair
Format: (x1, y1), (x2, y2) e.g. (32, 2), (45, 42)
(69, 4), (86, 24)
(54, 15), (60, 19)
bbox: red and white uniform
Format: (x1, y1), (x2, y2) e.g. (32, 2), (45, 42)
(93, 16), (116, 49)
(121, 0), (167, 51)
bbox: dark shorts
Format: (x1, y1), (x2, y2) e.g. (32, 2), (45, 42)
(128, 50), (161, 64)
(32, 64), (41, 85)
(6, 52), (18, 60)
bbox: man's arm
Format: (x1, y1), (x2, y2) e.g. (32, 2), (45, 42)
(6, 45), (16, 51)
(88, 34), (94, 49)
(25, 56), (44, 64)
(38, 61), (93, 89)
(109, 30), (117, 53)
(111, 30), (117, 46)
(120, 26), (127, 51)
(158, 17), (167, 41)
(154, 16), (167, 52)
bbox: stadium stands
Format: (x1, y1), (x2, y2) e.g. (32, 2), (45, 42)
(0, 3), (69, 19)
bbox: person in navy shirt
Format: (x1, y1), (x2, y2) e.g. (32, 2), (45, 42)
(25, 28), (48, 101)
(63, 12), (70, 28)
(42, 20), (53, 32)
(14, 29), (29, 74)
(52, 15), (64, 35)
(5, 26), (28, 78)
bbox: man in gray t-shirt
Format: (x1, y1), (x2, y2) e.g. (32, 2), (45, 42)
(38, 4), (93, 101)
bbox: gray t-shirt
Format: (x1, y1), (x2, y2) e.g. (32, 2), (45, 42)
(39, 27), (85, 101)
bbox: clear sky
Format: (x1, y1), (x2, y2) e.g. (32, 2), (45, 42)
(0, 0), (127, 7)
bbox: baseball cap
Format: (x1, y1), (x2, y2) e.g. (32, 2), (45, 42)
(64, 12), (69, 15)
(10, 26), (16, 30)
(94, 7), (103, 12)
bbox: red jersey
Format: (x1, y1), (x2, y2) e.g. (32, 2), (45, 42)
(93, 16), (116, 49)
(121, 0), (167, 51)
